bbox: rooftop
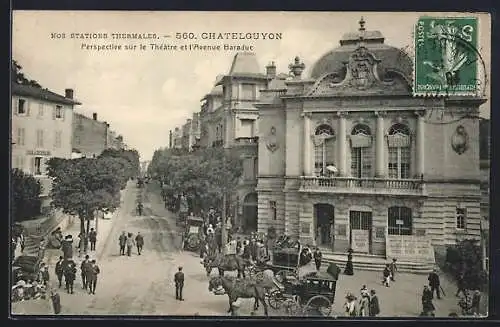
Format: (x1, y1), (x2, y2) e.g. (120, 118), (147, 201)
(12, 83), (81, 105)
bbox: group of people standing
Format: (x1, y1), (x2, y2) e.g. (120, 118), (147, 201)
(54, 255), (101, 295)
(344, 286), (380, 317)
(118, 231), (144, 256)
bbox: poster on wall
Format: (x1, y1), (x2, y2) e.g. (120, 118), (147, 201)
(351, 229), (369, 253)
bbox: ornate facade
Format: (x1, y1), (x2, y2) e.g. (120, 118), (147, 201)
(256, 19), (485, 261)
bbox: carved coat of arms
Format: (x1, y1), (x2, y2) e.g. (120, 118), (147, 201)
(266, 126), (279, 152)
(348, 46), (378, 89)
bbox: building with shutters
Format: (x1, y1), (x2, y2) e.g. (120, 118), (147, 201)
(72, 112), (108, 158)
(255, 18), (486, 262)
(11, 83), (81, 205)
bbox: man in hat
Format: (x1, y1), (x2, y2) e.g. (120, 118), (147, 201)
(427, 268), (441, 299)
(89, 228), (97, 251)
(174, 266), (185, 301)
(80, 255), (91, 289)
(471, 289), (481, 316)
(50, 289), (61, 314)
(314, 248), (323, 271)
(55, 256), (65, 288)
(119, 231), (127, 255)
(135, 232), (144, 255)
(389, 258), (398, 282)
(87, 260), (100, 295)
(63, 259), (77, 294)
(369, 289), (380, 317)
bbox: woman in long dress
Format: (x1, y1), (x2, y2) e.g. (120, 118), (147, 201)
(344, 248), (354, 275)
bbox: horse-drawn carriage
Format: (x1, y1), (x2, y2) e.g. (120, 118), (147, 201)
(255, 243), (338, 316)
(182, 216), (204, 252)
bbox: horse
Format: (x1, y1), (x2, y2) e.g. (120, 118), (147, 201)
(208, 275), (269, 316)
(203, 253), (253, 278)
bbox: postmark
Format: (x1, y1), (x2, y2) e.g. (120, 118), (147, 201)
(414, 16), (485, 97)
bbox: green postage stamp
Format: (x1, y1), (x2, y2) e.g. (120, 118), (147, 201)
(414, 16), (479, 95)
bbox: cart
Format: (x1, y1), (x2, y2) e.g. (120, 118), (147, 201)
(182, 216), (204, 252)
(267, 272), (337, 316)
(263, 244), (337, 316)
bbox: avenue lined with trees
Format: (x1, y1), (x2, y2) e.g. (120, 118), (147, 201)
(46, 149), (140, 235)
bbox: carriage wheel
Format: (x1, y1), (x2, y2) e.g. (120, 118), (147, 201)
(275, 270), (293, 283)
(284, 298), (302, 316)
(267, 290), (284, 310)
(303, 295), (332, 317)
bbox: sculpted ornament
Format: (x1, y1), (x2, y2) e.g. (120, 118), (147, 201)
(266, 126), (279, 152)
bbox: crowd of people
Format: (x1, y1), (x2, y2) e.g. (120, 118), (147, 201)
(343, 286), (380, 317)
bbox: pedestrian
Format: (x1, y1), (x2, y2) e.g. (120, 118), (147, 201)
(126, 233), (135, 256)
(135, 232), (144, 255)
(344, 293), (357, 317)
(314, 247), (323, 271)
(174, 266), (185, 301)
(358, 292), (370, 316)
(421, 285), (435, 316)
(88, 260), (100, 295)
(369, 289), (380, 317)
(236, 237), (242, 255)
(61, 235), (74, 259)
(89, 228), (97, 251)
(428, 268), (441, 299)
(389, 258), (398, 281)
(455, 272), (466, 297)
(344, 248), (354, 276)
(383, 264), (391, 287)
(50, 289), (61, 314)
(119, 231), (127, 255)
(80, 255), (90, 290)
(471, 289), (481, 316)
(63, 260), (76, 294)
(41, 265), (50, 286)
(55, 256), (65, 288)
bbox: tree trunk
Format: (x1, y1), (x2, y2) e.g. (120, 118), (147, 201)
(86, 219), (90, 235)
(79, 216), (85, 236)
(222, 192), (227, 245)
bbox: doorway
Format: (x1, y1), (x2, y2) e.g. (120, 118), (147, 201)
(243, 193), (258, 232)
(349, 211), (372, 254)
(314, 203), (335, 248)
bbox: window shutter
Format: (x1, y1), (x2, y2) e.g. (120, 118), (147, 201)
(52, 106), (56, 120)
(13, 99), (18, 116)
(61, 107), (66, 121)
(26, 100), (31, 116)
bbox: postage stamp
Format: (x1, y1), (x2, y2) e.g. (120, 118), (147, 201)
(414, 16), (480, 96)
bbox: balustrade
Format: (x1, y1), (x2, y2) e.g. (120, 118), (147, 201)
(300, 176), (423, 194)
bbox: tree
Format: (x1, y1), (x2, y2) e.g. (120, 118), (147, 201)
(446, 239), (488, 291)
(12, 60), (43, 88)
(148, 147), (243, 215)
(100, 148), (140, 182)
(47, 157), (122, 237)
(11, 169), (42, 222)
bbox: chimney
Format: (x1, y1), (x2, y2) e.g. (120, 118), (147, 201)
(93, 113), (97, 120)
(266, 61), (277, 78)
(65, 88), (74, 99)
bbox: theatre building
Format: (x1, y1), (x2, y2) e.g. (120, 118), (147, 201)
(256, 19), (485, 262)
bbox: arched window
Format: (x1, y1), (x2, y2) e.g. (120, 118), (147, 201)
(350, 124), (373, 178)
(314, 124), (335, 176)
(388, 206), (412, 235)
(388, 123), (411, 179)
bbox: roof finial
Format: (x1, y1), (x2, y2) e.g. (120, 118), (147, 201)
(359, 16), (366, 32)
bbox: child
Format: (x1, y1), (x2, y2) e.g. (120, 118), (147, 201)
(383, 264), (391, 287)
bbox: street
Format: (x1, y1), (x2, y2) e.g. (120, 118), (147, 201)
(22, 182), (471, 317)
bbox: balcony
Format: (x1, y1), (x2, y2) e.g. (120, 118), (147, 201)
(299, 176), (425, 196)
(234, 137), (258, 146)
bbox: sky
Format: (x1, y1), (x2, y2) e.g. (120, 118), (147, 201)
(12, 11), (491, 161)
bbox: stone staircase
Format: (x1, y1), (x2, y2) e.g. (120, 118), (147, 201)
(321, 251), (436, 275)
